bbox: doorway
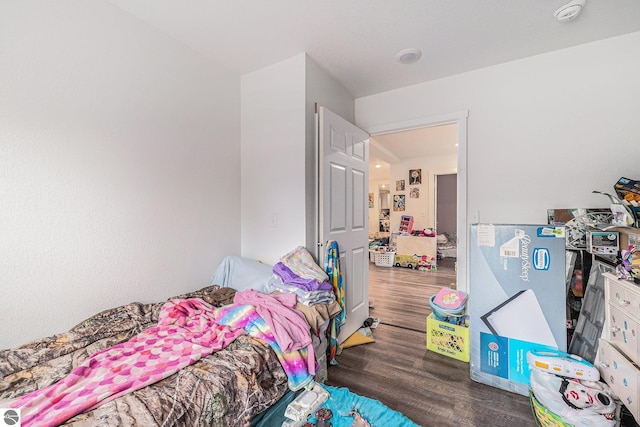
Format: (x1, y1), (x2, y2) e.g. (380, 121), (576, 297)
(367, 110), (467, 291)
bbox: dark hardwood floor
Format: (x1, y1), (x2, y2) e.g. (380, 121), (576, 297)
(325, 259), (537, 427)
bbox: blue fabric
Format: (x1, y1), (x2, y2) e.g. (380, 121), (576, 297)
(309, 385), (420, 427)
(210, 256), (273, 293)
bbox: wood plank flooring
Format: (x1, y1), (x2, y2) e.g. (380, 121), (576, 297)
(325, 260), (537, 427)
(367, 258), (458, 333)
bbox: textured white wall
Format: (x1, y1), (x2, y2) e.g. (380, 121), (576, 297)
(240, 54), (355, 265)
(388, 154), (457, 232)
(0, 2), (241, 349)
(357, 32), (640, 227)
(240, 55), (307, 265)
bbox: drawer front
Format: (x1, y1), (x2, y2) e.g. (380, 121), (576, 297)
(597, 339), (640, 420)
(607, 275), (640, 320)
(608, 304), (640, 362)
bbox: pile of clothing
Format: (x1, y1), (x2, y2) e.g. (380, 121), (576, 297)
(266, 247), (337, 306)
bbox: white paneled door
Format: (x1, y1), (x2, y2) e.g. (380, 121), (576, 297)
(318, 106), (370, 343)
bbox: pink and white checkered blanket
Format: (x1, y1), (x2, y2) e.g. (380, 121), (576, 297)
(7, 298), (243, 427)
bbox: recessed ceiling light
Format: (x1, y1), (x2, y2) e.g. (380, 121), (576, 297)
(374, 164), (382, 168)
(396, 48), (422, 64)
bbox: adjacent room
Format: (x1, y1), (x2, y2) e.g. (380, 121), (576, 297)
(368, 124), (458, 268)
(2, 1), (640, 426)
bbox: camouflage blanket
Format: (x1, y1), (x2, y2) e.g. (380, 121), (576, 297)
(0, 286), (289, 427)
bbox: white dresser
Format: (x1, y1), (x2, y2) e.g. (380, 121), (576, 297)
(597, 272), (640, 421)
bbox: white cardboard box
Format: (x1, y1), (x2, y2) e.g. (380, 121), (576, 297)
(469, 224), (566, 397)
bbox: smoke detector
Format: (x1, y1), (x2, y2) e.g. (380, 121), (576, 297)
(554, 0), (587, 22)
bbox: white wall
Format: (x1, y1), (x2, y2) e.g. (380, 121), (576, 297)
(241, 54), (354, 265)
(0, 2), (241, 349)
(389, 154), (457, 232)
(356, 32), (640, 227)
(240, 55), (307, 264)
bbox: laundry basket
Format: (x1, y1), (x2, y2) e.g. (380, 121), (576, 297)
(373, 251), (395, 267)
(529, 389), (571, 427)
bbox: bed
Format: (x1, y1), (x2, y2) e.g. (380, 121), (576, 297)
(437, 232), (457, 259)
(0, 251), (339, 427)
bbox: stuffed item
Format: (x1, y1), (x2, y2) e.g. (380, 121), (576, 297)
(560, 377), (614, 413)
(345, 409), (371, 427)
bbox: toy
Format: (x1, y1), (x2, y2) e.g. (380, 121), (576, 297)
(282, 382), (330, 427)
(617, 245), (639, 282)
(415, 254), (436, 271)
(560, 377), (613, 413)
(393, 254), (437, 270)
(412, 228), (436, 237)
(343, 409), (371, 427)
(393, 254), (417, 269)
(526, 350), (600, 381)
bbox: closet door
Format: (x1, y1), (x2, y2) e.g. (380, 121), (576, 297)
(436, 173), (457, 236)
(318, 106), (370, 343)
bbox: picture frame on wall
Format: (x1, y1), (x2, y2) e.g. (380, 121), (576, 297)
(369, 192), (374, 208)
(410, 187), (419, 198)
(396, 180), (405, 191)
(409, 169), (422, 185)
(393, 194), (405, 211)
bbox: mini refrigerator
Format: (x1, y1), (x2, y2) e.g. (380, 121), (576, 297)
(469, 224), (566, 396)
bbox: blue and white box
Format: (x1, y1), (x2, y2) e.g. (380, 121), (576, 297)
(469, 224), (566, 396)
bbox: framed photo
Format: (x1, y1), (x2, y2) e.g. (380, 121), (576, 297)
(409, 169), (422, 185)
(410, 187), (419, 198)
(393, 194), (405, 211)
(369, 192), (374, 208)
(396, 180), (405, 191)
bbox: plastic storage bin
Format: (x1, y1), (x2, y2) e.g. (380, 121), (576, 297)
(429, 294), (467, 325)
(426, 313), (470, 362)
(373, 251), (395, 267)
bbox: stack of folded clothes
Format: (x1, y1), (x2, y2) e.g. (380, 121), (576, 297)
(266, 247), (336, 306)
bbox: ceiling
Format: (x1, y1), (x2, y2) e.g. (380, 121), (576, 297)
(109, 0), (640, 99)
(108, 0), (640, 181)
(369, 124), (458, 182)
